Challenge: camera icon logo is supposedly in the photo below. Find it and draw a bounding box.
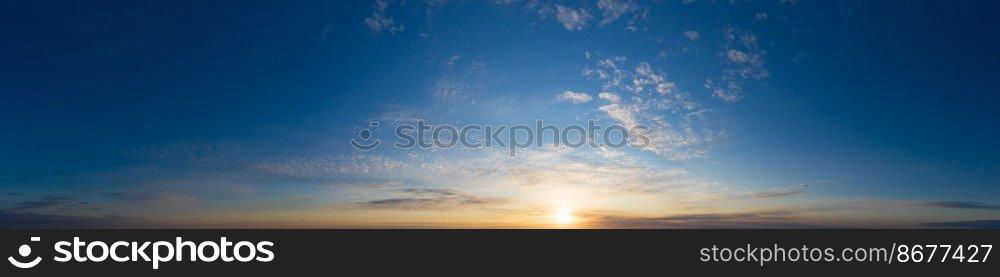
[349,121,381,150]
[8,236,41,269]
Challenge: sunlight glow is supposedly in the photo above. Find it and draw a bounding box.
[553,207,573,225]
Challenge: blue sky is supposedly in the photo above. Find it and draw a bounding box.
[1,0,999,228]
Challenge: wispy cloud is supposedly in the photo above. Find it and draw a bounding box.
[752,184,808,199]
[253,144,712,209]
[583,55,721,160]
[358,188,503,210]
[922,220,1000,229]
[103,191,163,201]
[365,0,403,35]
[683,30,700,41]
[103,191,196,205]
[598,92,620,103]
[925,201,1000,210]
[647,211,794,221]
[555,5,592,31]
[556,90,593,103]
[705,26,769,102]
[596,0,638,26]
[592,210,817,228]
[0,212,155,229]
[431,55,490,107]
[5,196,89,212]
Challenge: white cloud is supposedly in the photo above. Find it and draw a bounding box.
[726,50,750,63]
[365,0,403,35]
[599,104,639,129]
[358,188,504,211]
[627,6,648,31]
[633,62,677,95]
[445,55,463,66]
[706,26,769,102]
[597,0,638,26]
[555,5,593,31]
[755,12,768,20]
[526,0,555,18]
[751,184,807,199]
[435,79,468,103]
[683,30,700,41]
[705,78,741,102]
[583,56,627,89]
[583,55,721,160]
[557,91,593,103]
[251,145,714,209]
[598,92,620,103]
[430,55,490,107]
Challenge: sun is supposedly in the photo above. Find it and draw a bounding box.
[553,207,573,225]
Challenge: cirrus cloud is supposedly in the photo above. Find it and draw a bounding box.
[555,5,593,31]
[557,90,594,103]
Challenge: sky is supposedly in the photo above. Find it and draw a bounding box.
[1,0,999,228]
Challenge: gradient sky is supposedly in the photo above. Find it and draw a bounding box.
[2,0,999,228]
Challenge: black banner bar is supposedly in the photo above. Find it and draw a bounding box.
[1,230,997,275]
